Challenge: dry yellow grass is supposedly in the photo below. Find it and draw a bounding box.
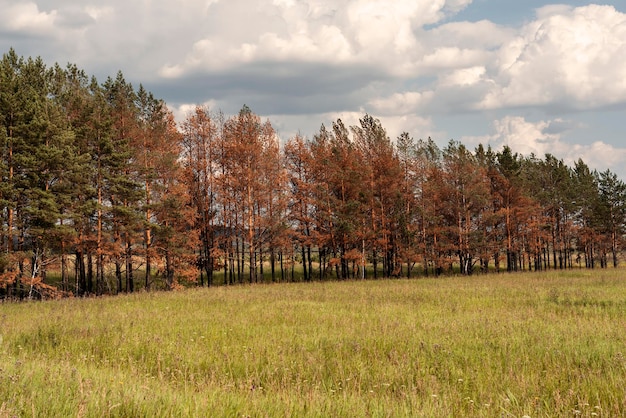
[1,270,625,416]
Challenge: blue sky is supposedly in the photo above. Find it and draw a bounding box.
[454,0,606,24]
[1,0,626,178]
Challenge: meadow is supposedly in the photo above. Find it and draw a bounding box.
[1,270,625,417]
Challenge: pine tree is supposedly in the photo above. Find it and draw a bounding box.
[103,72,143,293]
[572,159,601,268]
[221,106,282,283]
[181,106,222,285]
[597,169,626,268]
[441,140,491,275]
[395,132,421,277]
[284,134,316,281]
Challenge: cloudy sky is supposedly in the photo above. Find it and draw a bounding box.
[2,0,626,177]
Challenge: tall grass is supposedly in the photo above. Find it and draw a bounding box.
[1,270,625,416]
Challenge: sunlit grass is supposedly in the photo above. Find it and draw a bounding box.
[1,270,626,416]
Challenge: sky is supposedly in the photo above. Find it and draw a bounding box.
[2,0,626,178]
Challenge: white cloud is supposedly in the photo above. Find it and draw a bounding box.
[4,1,624,115]
[368,91,435,115]
[481,5,626,109]
[2,0,625,179]
[321,110,436,142]
[375,114,438,142]
[492,116,563,157]
[257,109,436,147]
[170,100,220,125]
[579,142,626,173]
[159,0,474,78]
[84,6,113,21]
[364,4,626,122]
[419,47,489,71]
[2,2,57,35]
[462,116,626,174]
[439,66,486,87]
[428,19,512,50]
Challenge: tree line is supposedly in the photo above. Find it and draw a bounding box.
[1,50,625,299]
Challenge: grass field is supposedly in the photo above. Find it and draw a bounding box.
[1,270,625,417]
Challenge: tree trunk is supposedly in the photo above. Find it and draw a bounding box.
[87,252,93,293]
[301,245,308,282]
[76,250,86,296]
[270,247,276,282]
[125,240,134,293]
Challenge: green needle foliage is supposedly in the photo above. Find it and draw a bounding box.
[1,270,625,416]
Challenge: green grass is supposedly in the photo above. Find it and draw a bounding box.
[1,270,626,417]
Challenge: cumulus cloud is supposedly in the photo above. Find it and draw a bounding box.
[439,66,486,87]
[7,1,624,116]
[428,19,513,50]
[263,109,437,145]
[490,116,566,157]
[462,116,626,174]
[1,0,626,177]
[1,2,57,35]
[481,4,626,110]
[368,91,435,115]
[160,0,474,78]
[373,4,626,118]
